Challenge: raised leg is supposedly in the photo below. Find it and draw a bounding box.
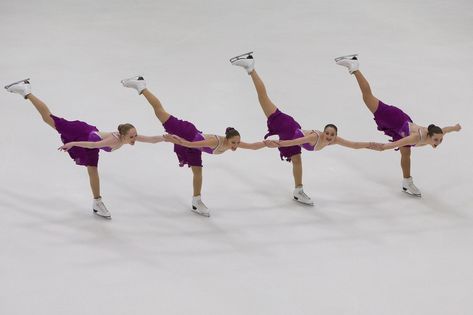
[353,70,380,114]
[249,70,278,118]
[26,94,56,129]
[191,166,203,197]
[87,166,101,199]
[291,154,303,188]
[141,89,171,124]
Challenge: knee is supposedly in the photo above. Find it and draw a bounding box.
[400,148,411,159]
[192,166,203,176]
[87,166,98,174]
[291,154,302,165]
[42,115,53,125]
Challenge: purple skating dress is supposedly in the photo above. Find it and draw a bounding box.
[373,100,413,149]
[293,129,319,151]
[264,108,305,162]
[162,115,215,167]
[51,115,112,167]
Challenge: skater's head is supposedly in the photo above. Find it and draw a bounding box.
[118,123,137,145]
[427,124,443,148]
[225,127,241,151]
[323,124,338,143]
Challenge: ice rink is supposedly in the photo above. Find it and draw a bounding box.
[1,0,473,314]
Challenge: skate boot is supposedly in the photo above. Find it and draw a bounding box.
[230,52,255,74]
[402,177,421,197]
[121,75,146,94]
[192,195,210,217]
[4,78,31,99]
[293,186,314,206]
[335,54,359,74]
[93,197,112,219]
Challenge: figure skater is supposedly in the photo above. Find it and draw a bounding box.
[121,76,267,217]
[230,52,378,205]
[335,54,461,196]
[5,79,164,219]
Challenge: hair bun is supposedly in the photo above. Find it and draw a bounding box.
[427,124,443,136]
[117,123,135,136]
[224,127,240,139]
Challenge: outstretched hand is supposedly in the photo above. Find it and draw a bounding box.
[454,123,462,132]
[368,142,385,151]
[58,142,74,151]
[263,140,280,148]
[163,133,184,144]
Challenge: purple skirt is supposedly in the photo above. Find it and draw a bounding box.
[373,101,413,145]
[163,115,203,167]
[264,109,302,162]
[51,115,100,167]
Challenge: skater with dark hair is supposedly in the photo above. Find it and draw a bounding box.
[121,76,266,217]
[335,54,461,196]
[230,52,379,206]
[4,79,164,219]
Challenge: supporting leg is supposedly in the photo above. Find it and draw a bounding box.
[291,154,303,188]
[191,166,203,197]
[399,146,411,179]
[87,166,101,199]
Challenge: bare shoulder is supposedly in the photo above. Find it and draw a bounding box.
[97,131,116,139]
[202,134,220,145]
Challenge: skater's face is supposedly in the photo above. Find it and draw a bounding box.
[124,128,138,145]
[323,126,337,143]
[228,135,240,151]
[429,133,443,148]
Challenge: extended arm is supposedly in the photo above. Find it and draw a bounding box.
[238,141,266,150]
[136,135,165,143]
[442,123,461,134]
[381,134,419,150]
[163,134,218,149]
[59,136,118,151]
[277,134,316,148]
[335,136,375,149]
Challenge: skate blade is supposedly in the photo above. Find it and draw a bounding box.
[229,51,254,63]
[4,78,30,90]
[293,196,315,206]
[191,207,210,217]
[93,210,112,219]
[334,54,358,62]
[120,75,144,85]
[402,189,422,198]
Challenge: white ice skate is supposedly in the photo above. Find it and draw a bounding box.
[4,78,31,99]
[192,196,210,217]
[230,51,255,74]
[293,186,314,206]
[402,177,422,197]
[93,197,112,219]
[335,54,359,74]
[121,75,146,94]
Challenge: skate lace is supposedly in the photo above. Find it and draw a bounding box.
[299,190,311,200]
[195,200,208,211]
[96,200,108,212]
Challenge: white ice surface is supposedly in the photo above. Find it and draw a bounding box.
[1,0,473,314]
